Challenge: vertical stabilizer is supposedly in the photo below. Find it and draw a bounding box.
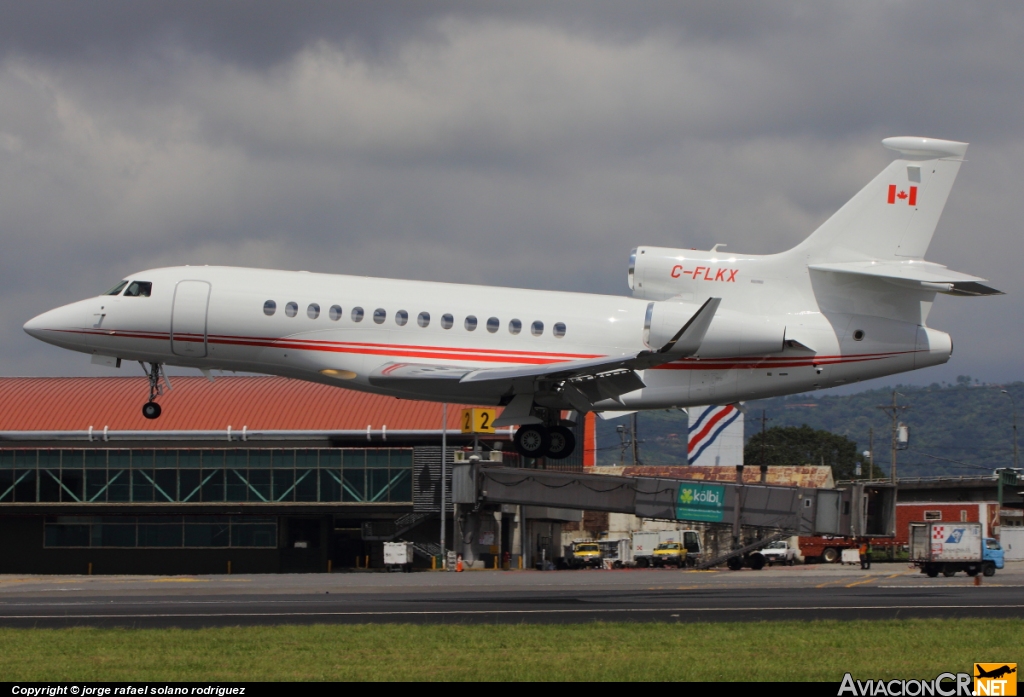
[793,137,967,263]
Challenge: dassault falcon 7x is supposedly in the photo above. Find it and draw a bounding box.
[24,137,1001,460]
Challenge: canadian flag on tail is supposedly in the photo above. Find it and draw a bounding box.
[887,184,918,205]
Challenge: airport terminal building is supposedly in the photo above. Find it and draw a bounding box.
[0,377,594,574]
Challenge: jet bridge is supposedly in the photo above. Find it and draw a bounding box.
[452,461,889,538]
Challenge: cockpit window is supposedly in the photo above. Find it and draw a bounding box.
[123,281,152,297]
[105,281,129,296]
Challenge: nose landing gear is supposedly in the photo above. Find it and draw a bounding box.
[140,362,168,420]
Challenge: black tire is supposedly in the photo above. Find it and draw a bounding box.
[727,556,743,571]
[636,557,649,568]
[966,566,979,577]
[821,547,839,564]
[513,425,550,459]
[983,562,996,577]
[749,553,766,571]
[142,402,162,419]
[545,426,576,459]
[942,564,957,577]
[926,565,939,578]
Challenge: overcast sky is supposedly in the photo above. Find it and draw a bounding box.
[2,2,1022,390]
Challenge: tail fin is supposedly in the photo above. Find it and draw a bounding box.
[793,137,967,263]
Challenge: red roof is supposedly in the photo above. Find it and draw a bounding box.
[0,377,494,432]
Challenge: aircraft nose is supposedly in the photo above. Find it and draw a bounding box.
[23,303,84,342]
[23,309,53,339]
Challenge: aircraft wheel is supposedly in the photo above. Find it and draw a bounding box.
[142,402,162,420]
[545,426,576,459]
[726,556,743,571]
[513,425,550,459]
[749,553,766,571]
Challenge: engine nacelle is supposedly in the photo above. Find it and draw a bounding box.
[644,301,785,358]
[629,245,762,302]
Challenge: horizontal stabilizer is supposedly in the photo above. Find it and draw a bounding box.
[809,260,1003,296]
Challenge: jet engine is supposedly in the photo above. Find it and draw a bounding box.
[644,301,785,358]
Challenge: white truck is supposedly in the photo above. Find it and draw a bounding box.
[760,539,798,566]
[909,522,1004,578]
[632,530,702,568]
[383,541,414,572]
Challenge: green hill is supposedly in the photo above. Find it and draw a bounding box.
[594,377,1022,477]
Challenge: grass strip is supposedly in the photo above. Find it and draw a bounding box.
[0,619,1019,681]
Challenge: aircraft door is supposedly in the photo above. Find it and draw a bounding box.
[171,280,211,357]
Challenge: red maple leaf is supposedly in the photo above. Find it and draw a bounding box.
[896,190,908,200]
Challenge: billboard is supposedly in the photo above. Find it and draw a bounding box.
[687,404,744,466]
[675,482,726,522]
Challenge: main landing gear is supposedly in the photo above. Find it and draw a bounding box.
[140,362,167,420]
[513,424,576,460]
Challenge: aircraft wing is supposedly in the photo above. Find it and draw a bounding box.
[458,297,721,385]
[368,298,721,414]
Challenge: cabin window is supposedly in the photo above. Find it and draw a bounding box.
[486,317,499,333]
[263,300,277,316]
[441,314,454,329]
[307,303,320,320]
[123,281,152,297]
[853,330,865,341]
[285,302,298,318]
[531,321,544,336]
[553,322,566,338]
[509,319,522,335]
[396,310,408,327]
[329,305,342,321]
[418,312,430,328]
[105,281,129,296]
[373,308,387,324]
[351,307,364,322]
[465,315,477,331]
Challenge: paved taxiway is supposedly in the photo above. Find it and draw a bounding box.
[0,562,1020,628]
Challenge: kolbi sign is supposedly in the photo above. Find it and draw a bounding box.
[675,483,725,523]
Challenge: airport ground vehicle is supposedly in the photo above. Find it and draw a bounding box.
[384,541,414,572]
[800,501,998,562]
[909,522,1004,577]
[652,542,687,568]
[761,540,797,566]
[632,530,701,567]
[569,541,604,569]
[598,538,632,568]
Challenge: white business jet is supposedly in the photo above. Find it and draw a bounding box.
[24,137,1001,460]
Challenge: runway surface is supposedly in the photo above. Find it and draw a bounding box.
[0,562,1020,628]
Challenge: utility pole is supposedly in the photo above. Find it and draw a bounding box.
[758,409,770,484]
[1001,390,1018,470]
[631,413,640,466]
[876,391,909,551]
[868,427,874,479]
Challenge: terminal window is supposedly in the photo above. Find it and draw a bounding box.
[43,516,277,548]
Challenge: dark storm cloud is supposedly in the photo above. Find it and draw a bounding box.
[1,2,1022,384]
